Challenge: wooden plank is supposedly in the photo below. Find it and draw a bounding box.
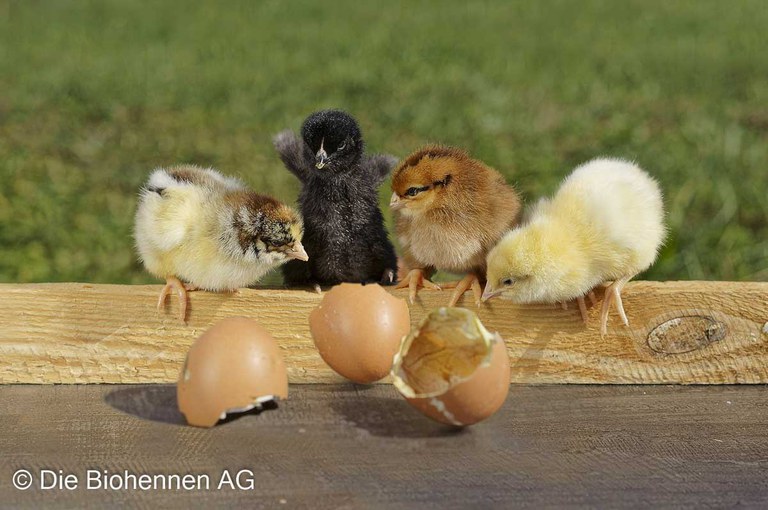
[1,384,767,508]
[0,281,766,384]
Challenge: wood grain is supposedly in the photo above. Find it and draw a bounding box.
[0,281,766,384]
[2,384,767,508]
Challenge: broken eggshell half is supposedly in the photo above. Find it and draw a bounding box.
[309,283,410,384]
[177,317,288,428]
[391,307,510,426]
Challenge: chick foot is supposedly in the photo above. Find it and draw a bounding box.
[395,268,441,303]
[599,277,632,336]
[157,276,196,322]
[446,273,484,307]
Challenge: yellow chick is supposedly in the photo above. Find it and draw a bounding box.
[134,165,308,321]
[483,158,666,335]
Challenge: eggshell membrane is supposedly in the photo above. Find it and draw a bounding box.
[392,308,510,426]
[177,317,288,428]
[309,283,410,384]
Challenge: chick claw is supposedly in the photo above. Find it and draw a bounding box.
[446,273,484,307]
[395,268,441,304]
[157,276,195,323]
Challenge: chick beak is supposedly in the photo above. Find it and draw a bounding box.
[481,281,504,302]
[287,241,309,261]
[389,192,404,211]
[315,139,329,169]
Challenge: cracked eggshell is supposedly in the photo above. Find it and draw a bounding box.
[391,307,510,426]
[177,317,288,428]
[309,283,411,384]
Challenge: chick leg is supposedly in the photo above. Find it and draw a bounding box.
[599,288,614,337]
[612,276,632,326]
[447,273,483,307]
[599,276,632,336]
[395,268,442,304]
[576,296,589,324]
[157,276,190,322]
[575,290,598,323]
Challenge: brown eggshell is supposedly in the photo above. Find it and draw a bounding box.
[177,317,288,428]
[392,308,510,426]
[309,283,411,384]
[404,339,510,425]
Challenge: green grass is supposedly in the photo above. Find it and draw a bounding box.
[1,0,766,284]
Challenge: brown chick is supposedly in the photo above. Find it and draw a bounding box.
[390,145,521,306]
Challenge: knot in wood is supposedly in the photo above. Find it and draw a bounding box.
[647,315,727,355]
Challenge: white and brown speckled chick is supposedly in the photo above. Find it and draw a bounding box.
[483,158,666,336]
[134,165,307,321]
[391,145,522,306]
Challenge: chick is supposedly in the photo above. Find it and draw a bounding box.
[273,109,398,288]
[391,145,522,306]
[134,165,308,321]
[483,157,666,336]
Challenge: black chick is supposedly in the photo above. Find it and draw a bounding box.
[273,109,398,288]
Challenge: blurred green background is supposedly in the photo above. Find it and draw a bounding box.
[1,0,766,284]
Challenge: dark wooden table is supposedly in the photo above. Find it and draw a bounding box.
[1,384,766,508]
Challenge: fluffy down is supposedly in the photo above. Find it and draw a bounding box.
[274,110,398,287]
[391,145,521,305]
[135,165,306,320]
[484,157,666,334]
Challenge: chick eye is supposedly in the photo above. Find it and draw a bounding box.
[501,278,515,286]
[405,187,420,197]
[337,142,346,151]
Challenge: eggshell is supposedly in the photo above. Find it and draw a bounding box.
[309,283,410,384]
[391,308,510,426]
[177,317,288,427]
